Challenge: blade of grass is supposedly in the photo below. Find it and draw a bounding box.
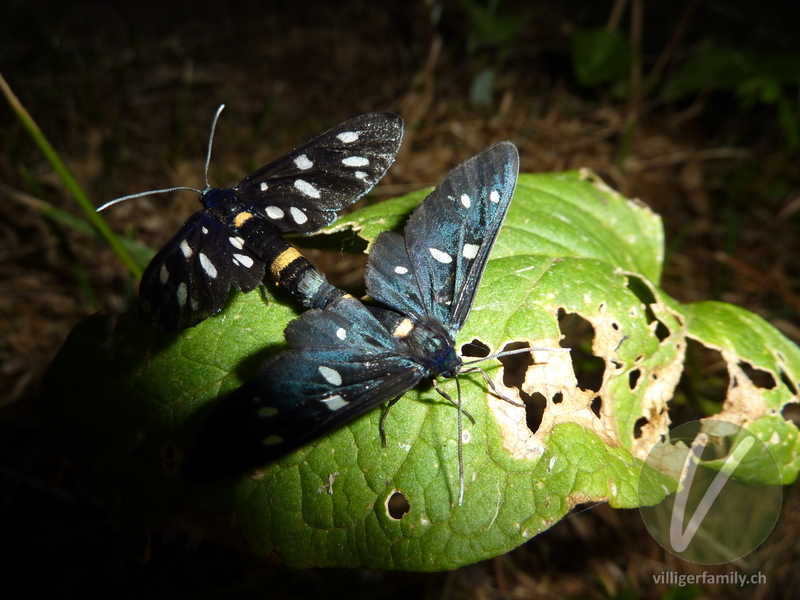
[0,71,143,279]
[1,183,155,267]
[45,217,101,311]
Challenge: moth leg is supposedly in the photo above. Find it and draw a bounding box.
[431,379,476,424]
[379,395,404,447]
[257,281,270,306]
[461,366,525,408]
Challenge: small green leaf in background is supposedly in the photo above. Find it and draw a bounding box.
[470,66,496,109]
[572,28,632,89]
[45,170,800,570]
[661,43,800,152]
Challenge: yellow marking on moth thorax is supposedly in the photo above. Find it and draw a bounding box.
[269,247,303,279]
[233,211,254,228]
[393,318,415,338]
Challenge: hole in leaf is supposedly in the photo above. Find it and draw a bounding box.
[670,340,728,427]
[498,342,533,389]
[557,309,605,392]
[625,275,672,341]
[386,491,410,520]
[626,276,662,329]
[633,417,648,439]
[497,342,545,433]
[591,396,602,417]
[654,319,670,341]
[461,339,490,358]
[525,392,547,432]
[782,403,800,427]
[626,279,673,341]
[738,362,776,389]
[780,367,799,395]
[626,276,656,307]
[629,369,641,390]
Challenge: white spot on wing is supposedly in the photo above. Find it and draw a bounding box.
[159,264,169,284]
[318,366,343,386]
[336,327,347,340]
[337,131,359,143]
[462,243,479,259]
[429,247,452,264]
[290,206,308,224]
[233,253,254,268]
[354,171,368,180]
[342,156,369,167]
[460,194,471,208]
[229,236,244,250]
[394,266,408,274]
[176,282,187,307]
[266,206,284,219]
[322,395,348,411]
[294,154,313,170]
[199,253,218,278]
[294,179,321,198]
[201,227,208,234]
[180,239,192,258]
[490,189,500,203]
[260,182,268,192]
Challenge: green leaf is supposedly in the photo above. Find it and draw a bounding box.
[678,300,800,483]
[662,43,800,102]
[44,170,800,570]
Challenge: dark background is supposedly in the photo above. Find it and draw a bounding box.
[2,0,799,597]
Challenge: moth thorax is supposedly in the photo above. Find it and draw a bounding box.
[407,323,461,377]
[202,188,238,213]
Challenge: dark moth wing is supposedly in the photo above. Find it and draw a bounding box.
[235,112,404,232]
[365,141,519,331]
[182,295,425,481]
[138,112,403,330]
[139,204,282,330]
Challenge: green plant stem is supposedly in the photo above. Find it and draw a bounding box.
[0,71,143,279]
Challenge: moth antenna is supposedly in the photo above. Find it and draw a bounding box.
[460,345,571,409]
[96,186,203,212]
[432,378,466,506]
[565,500,607,520]
[463,345,570,367]
[456,375,464,506]
[203,104,225,190]
[97,104,226,213]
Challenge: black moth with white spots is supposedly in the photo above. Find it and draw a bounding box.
[183,142,520,502]
[137,111,403,330]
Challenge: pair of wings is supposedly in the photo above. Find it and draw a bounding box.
[138,112,404,330]
[183,142,520,481]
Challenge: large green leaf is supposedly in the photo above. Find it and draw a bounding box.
[44,170,800,570]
